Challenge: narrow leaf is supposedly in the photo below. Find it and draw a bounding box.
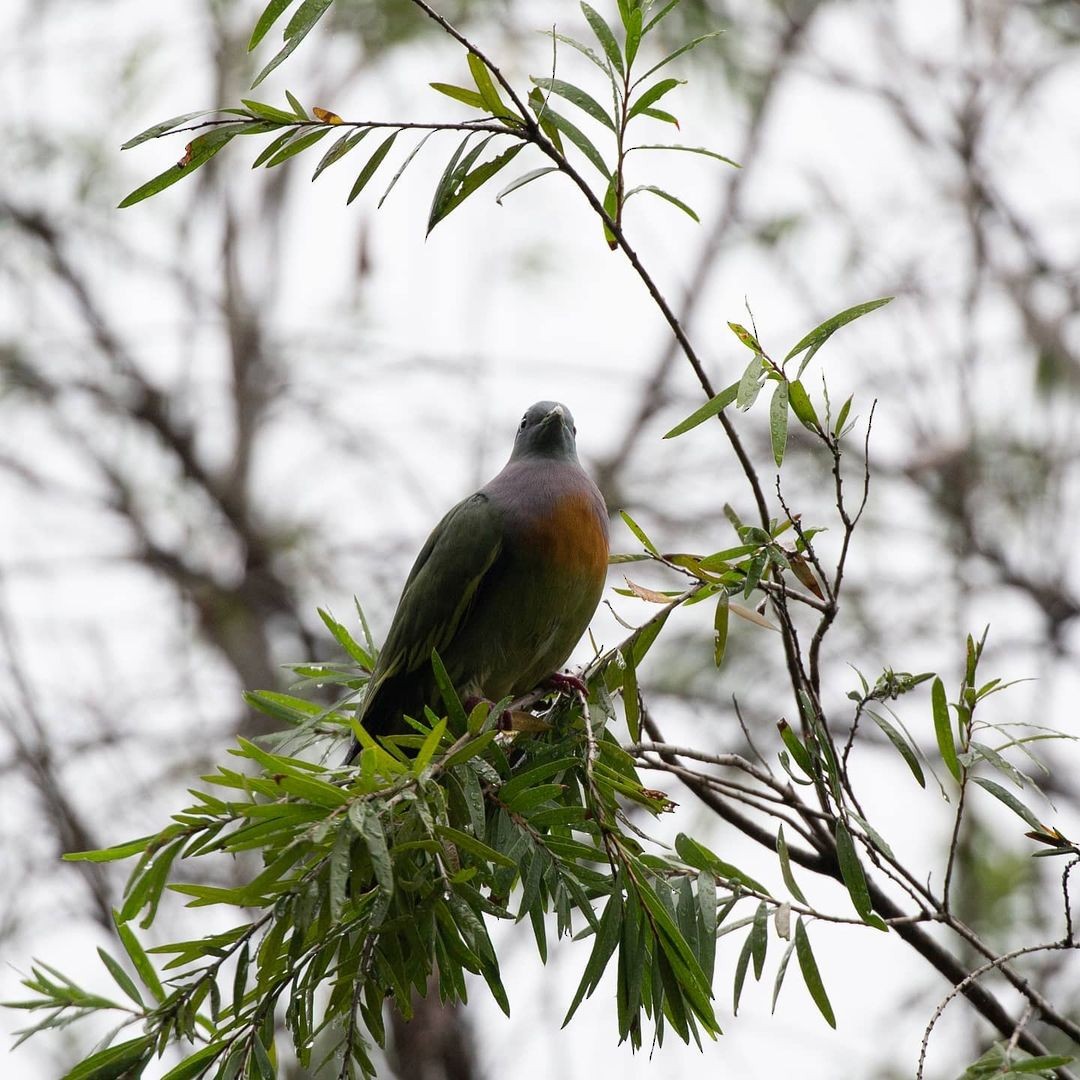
[713,593,729,666]
[932,677,961,782]
[629,142,739,167]
[663,381,739,438]
[347,131,399,205]
[834,822,886,929]
[531,77,615,130]
[581,2,624,75]
[624,184,698,221]
[248,0,293,51]
[311,128,370,182]
[428,143,523,233]
[467,53,515,119]
[784,297,893,362]
[770,382,789,466]
[628,78,683,120]
[496,166,559,204]
[972,777,1047,832]
[868,709,925,787]
[118,126,240,208]
[429,83,486,110]
[736,353,765,410]
[787,379,820,432]
[776,826,807,904]
[636,32,723,82]
[795,918,835,1027]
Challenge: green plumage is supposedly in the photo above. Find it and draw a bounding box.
[345,402,608,758]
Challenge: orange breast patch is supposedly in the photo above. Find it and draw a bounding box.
[522,490,609,581]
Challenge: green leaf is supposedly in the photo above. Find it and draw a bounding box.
[777,719,815,778]
[771,938,796,1013]
[713,593,729,666]
[415,717,448,775]
[795,918,835,1027]
[563,891,623,1026]
[636,32,723,82]
[467,52,515,119]
[121,110,220,151]
[428,143,524,234]
[932,677,961,783]
[601,172,618,249]
[1009,1056,1076,1074]
[118,126,241,208]
[251,37,302,89]
[378,130,437,208]
[499,757,579,804]
[728,321,762,353]
[770,382,789,467]
[639,107,679,127]
[624,184,698,221]
[629,142,739,167]
[972,777,1047,832]
[643,0,681,35]
[581,2,624,75]
[622,646,640,741]
[625,5,643,66]
[543,31,609,75]
[834,822,887,929]
[62,1036,154,1080]
[312,128,370,181]
[248,0,293,51]
[732,922,753,1014]
[750,900,768,979]
[263,126,328,168]
[736,353,765,410]
[429,82,486,110]
[675,833,770,895]
[776,826,807,904]
[784,297,893,363]
[867,709,925,787]
[430,649,468,733]
[628,78,683,120]
[833,394,853,437]
[787,379,819,432]
[250,128,296,168]
[620,509,659,555]
[436,825,518,869]
[284,89,308,119]
[96,948,143,1007]
[284,0,332,42]
[531,77,615,131]
[496,166,559,204]
[663,380,739,438]
[241,98,297,123]
[347,131,399,205]
[115,915,165,1002]
[160,1045,229,1080]
[531,101,611,178]
[64,836,152,863]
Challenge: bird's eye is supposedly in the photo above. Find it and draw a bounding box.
[572,425,577,435]
[519,417,527,430]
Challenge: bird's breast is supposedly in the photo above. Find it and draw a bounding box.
[514,487,609,584]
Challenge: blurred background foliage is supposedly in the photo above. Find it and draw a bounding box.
[1,0,1078,1076]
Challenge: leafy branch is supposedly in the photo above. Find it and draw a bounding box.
[7,3,1080,1079]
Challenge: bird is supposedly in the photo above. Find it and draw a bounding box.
[344,401,609,761]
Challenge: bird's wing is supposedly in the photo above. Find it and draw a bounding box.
[360,493,503,723]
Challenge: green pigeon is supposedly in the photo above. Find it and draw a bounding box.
[345,401,608,760]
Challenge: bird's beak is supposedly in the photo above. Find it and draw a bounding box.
[541,405,565,427]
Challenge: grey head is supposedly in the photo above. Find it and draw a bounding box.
[509,401,579,463]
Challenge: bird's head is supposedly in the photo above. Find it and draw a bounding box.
[510,401,579,463]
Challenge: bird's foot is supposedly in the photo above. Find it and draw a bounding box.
[543,671,589,699]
